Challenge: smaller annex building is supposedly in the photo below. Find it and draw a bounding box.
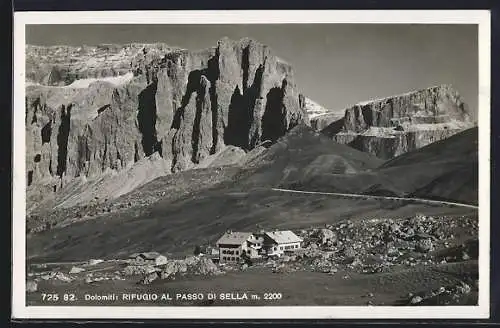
[262,230,303,257]
[128,252,168,266]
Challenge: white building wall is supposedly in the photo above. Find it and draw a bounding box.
[268,242,301,256]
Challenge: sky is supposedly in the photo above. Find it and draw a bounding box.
[26,24,478,114]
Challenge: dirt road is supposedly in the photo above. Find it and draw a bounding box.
[271,188,479,209]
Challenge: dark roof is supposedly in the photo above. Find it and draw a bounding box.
[216,232,253,246]
[248,236,264,244]
[129,252,163,260]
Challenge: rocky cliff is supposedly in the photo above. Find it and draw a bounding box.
[312,85,475,159]
[26,38,308,192]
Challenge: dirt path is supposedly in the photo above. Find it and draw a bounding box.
[271,188,479,209]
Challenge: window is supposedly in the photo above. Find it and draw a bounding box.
[247,250,251,254]
[280,246,283,250]
[236,251,239,255]
[273,246,277,251]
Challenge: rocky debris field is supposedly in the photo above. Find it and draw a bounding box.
[26,166,240,234]
[406,280,476,306]
[137,256,225,285]
[27,254,225,289]
[27,213,478,306]
[288,213,478,275]
[241,214,477,279]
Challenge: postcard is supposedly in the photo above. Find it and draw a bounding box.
[12,9,491,319]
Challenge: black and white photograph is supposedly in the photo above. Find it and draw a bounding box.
[12,10,490,319]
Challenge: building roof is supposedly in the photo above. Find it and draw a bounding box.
[129,252,163,260]
[216,232,253,246]
[248,236,264,244]
[265,230,303,244]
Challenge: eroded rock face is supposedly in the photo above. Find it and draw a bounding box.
[312,85,475,159]
[25,38,308,189]
[26,43,176,86]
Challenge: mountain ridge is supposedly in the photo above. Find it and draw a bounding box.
[310,84,475,159]
[25,38,477,215]
[26,38,309,205]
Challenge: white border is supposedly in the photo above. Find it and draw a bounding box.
[12,10,491,319]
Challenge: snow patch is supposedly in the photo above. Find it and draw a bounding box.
[354,85,451,107]
[276,56,288,64]
[337,121,474,138]
[305,97,347,121]
[305,98,330,119]
[65,72,134,89]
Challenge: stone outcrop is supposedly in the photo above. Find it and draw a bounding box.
[312,85,475,159]
[25,38,308,189]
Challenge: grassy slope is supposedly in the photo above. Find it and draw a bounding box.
[27,185,474,262]
[292,127,478,204]
[27,126,478,262]
[235,124,383,187]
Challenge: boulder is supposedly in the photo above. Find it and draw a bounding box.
[158,256,221,280]
[410,295,423,305]
[26,280,38,293]
[343,246,356,258]
[191,257,222,275]
[123,265,155,276]
[415,239,434,253]
[386,246,399,257]
[140,271,159,285]
[154,255,168,266]
[88,259,104,265]
[69,266,85,274]
[456,282,471,294]
[317,228,337,245]
[54,272,73,282]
